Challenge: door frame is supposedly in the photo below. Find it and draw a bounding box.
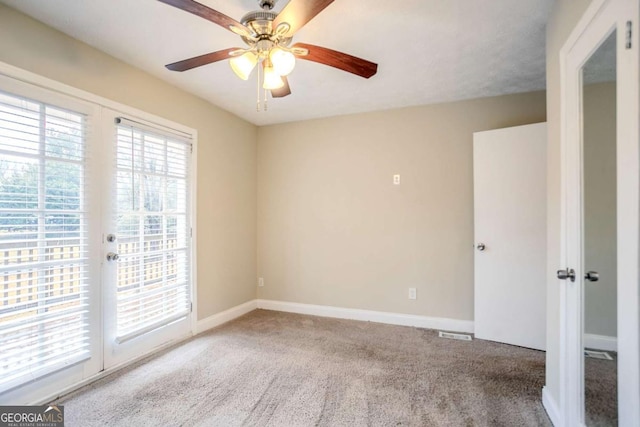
[559,0,639,425]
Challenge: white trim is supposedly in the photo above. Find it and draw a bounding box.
[195,300,258,335]
[190,135,198,336]
[542,386,566,427]
[557,1,609,423]
[583,333,617,352]
[559,0,609,59]
[256,300,474,333]
[0,61,194,136]
[557,0,640,425]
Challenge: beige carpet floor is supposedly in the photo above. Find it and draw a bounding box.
[55,310,553,426]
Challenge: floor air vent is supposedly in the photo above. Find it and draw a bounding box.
[584,350,614,360]
[439,331,472,341]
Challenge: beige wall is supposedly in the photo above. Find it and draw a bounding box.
[584,82,617,338]
[0,4,258,320]
[545,0,593,406]
[257,93,546,320]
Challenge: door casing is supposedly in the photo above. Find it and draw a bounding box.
[558,0,639,425]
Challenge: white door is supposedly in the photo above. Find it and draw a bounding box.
[473,123,547,351]
[558,0,640,424]
[101,110,194,369]
[0,75,103,404]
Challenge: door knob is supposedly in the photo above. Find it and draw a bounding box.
[106,252,119,262]
[585,271,599,282]
[476,243,486,251]
[557,268,576,282]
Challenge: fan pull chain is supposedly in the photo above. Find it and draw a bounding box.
[256,62,261,112]
[264,88,268,111]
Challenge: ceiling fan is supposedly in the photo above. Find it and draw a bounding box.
[158,0,378,106]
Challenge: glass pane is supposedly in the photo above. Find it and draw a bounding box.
[117,171,140,212]
[167,142,187,177]
[0,156,38,210]
[0,92,40,156]
[45,160,82,211]
[45,106,84,161]
[44,214,81,241]
[115,123,190,340]
[143,174,163,212]
[143,135,165,175]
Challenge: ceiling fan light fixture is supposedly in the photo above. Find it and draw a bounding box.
[230,52,258,80]
[263,65,284,89]
[270,48,296,76]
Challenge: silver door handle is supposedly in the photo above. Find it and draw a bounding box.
[476,243,486,251]
[557,268,576,282]
[106,252,119,262]
[585,271,599,282]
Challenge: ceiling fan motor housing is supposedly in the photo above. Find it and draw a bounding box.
[240,10,292,46]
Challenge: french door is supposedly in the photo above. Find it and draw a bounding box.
[558,0,639,425]
[101,110,193,369]
[0,77,194,404]
[0,76,102,404]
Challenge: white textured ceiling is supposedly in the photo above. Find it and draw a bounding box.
[0,0,554,126]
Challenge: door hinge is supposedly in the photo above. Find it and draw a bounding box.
[190,144,193,154]
[190,227,193,238]
[626,21,632,49]
[190,302,193,312]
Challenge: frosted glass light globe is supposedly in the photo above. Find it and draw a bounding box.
[229,52,258,80]
[263,66,284,89]
[269,48,296,76]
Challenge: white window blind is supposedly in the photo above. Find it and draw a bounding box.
[114,118,191,343]
[0,90,90,390]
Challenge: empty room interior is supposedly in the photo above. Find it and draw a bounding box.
[0,0,638,426]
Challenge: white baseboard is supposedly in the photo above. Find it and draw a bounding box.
[542,386,561,427]
[256,299,474,334]
[196,299,258,334]
[584,333,617,352]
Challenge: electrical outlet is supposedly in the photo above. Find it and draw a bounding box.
[393,174,401,185]
[258,277,264,287]
[408,287,417,300]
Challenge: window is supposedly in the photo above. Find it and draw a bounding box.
[0,90,90,390]
[113,118,191,343]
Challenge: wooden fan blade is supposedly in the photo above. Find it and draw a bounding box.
[158,0,250,36]
[166,48,238,71]
[271,76,292,98]
[273,0,335,36]
[292,43,378,78]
